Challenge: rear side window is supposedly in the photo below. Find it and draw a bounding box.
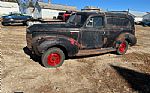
[107,17,131,27]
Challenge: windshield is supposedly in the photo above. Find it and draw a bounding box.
[67,14,87,27]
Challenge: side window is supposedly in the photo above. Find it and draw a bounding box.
[86,18,93,27]
[86,16,103,28]
[107,17,131,27]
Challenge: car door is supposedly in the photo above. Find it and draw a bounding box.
[80,16,105,49]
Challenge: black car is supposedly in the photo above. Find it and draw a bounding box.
[1,13,32,26]
[26,11,137,68]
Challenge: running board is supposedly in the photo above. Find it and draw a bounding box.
[76,47,116,56]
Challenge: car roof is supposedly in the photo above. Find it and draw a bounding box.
[76,11,133,18]
[76,12,100,16]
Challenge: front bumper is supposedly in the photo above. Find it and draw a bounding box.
[2,18,25,23]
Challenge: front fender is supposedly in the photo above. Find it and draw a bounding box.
[37,37,79,57]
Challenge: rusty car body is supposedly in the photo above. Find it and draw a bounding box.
[26,11,137,68]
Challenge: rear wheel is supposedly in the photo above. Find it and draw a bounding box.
[116,40,128,55]
[42,47,65,68]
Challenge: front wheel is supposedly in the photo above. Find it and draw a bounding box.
[116,41,128,55]
[2,22,8,26]
[42,47,65,68]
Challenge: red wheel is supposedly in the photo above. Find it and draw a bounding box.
[116,41,128,55]
[42,47,65,68]
[47,53,61,66]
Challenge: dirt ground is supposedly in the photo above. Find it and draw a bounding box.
[0,24,150,93]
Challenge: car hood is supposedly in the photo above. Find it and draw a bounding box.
[2,16,9,18]
[28,23,80,33]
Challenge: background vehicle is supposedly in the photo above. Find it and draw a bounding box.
[141,19,150,26]
[57,12,65,20]
[26,11,137,68]
[57,11,73,21]
[1,13,32,26]
[141,13,150,26]
[134,17,143,25]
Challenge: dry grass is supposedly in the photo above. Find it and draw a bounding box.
[1,25,150,93]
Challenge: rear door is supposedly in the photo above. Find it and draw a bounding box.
[80,16,105,49]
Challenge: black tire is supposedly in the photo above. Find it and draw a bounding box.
[116,40,128,55]
[23,21,27,26]
[42,47,65,68]
[2,22,7,26]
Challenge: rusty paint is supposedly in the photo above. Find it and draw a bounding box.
[68,38,79,46]
[27,11,136,58]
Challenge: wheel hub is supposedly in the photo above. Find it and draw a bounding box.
[47,53,61,66]
[119,42,126,53]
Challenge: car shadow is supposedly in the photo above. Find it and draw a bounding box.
[23,46,112,65]
[110,65,150,93]
[23,47,44,67]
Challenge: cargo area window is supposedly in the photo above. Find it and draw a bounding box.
[107,17,131,27]
[86,16,103,28]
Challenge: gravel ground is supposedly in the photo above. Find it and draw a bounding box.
[1,24,150,93]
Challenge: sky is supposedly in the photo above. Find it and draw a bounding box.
[43,0,150,12]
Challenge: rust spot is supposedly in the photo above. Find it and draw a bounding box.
[68,38,79,46]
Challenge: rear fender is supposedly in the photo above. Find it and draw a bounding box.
[125,34,137,46]
[115,33,137,48]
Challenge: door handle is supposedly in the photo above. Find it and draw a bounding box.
[103,31,106,35]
